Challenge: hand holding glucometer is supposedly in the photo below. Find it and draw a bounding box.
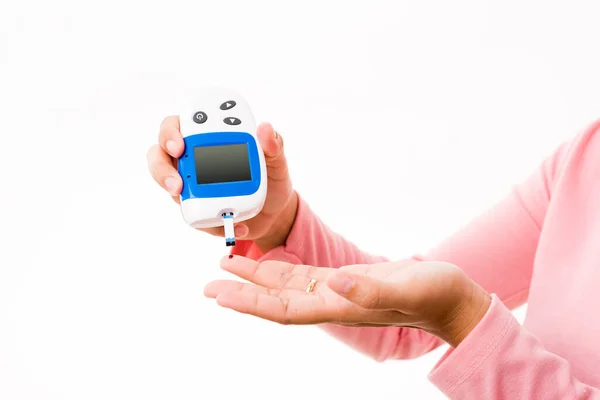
[148,87,298,251]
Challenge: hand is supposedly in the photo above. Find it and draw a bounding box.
[146,117,298,253]
[204,256,492,348]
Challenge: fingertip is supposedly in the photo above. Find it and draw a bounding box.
[166,140,178,157]
[164,175,182,196]
[159,116,185,157]
[203,283,216,298]
[257,121,274,134]
[166,138,184,158]
[220,254,255,275]
[257,122,281,157]
[220,254,233,270]
[257,122,274,139]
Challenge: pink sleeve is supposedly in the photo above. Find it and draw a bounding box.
[428,294,600,399]
[232,127,574,361]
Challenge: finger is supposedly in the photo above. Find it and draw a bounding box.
[257,122,288,182]
[146,144,182,196]
[326,270,404,310]
[204,279,271,298]
[220,255,331,291]
[159,115,184,159]
[253,122,295,221]
[215,290,333,325]
[204,279,293,299]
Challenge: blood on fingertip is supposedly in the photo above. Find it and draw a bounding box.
[228,255,233,259]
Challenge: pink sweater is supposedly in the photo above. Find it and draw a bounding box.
[232,119,600,398]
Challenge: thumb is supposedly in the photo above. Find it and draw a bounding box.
[326,270,401,310]
[257,122,288,181]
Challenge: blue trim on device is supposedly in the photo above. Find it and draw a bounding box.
[178,131,261,201]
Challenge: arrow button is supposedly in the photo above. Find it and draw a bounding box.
[223,117,242,125]
[220,100,237,110]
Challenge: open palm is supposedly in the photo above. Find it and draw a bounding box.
[204,255,472,330]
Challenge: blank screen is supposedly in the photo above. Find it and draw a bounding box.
[193,144,252,184]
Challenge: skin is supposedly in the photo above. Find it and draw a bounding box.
[146,117,491,347]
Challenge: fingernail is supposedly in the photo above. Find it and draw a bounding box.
[273,129,278,139]
[165,176,177,193]
[329,274,354,294]
[166,140,177,156]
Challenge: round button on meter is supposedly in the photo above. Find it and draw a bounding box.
[192,111,208,124]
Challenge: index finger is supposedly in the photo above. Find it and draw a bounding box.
[159,115,184,159]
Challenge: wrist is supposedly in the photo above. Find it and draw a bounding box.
[436,282,491,348]
[254,191,299,254]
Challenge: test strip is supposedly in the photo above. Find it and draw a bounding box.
[222,213,235,247]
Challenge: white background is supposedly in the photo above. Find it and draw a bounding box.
[1,0,599,399]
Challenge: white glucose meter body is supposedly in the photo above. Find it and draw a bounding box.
[177,88,267,244]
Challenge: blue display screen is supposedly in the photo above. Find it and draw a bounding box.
[178,131,262,200]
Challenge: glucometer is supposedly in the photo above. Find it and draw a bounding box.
[177,87,267,246]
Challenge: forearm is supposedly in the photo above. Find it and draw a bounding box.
[280,194,389,267]
[429,294,600,399]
